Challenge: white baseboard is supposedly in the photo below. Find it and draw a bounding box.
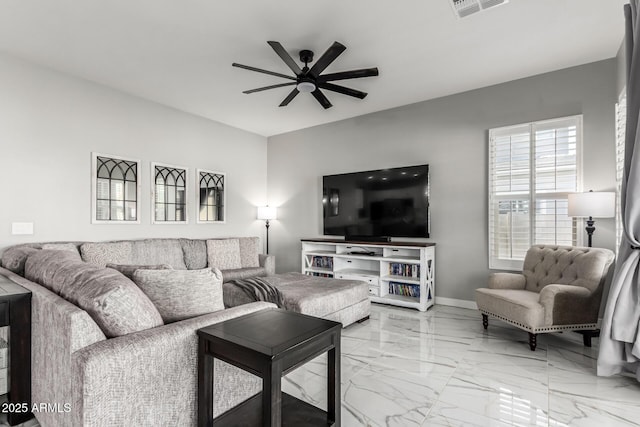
[435,297,477,310]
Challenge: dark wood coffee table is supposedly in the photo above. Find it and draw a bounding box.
[197,308,341,427]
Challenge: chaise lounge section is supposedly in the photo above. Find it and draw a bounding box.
[224,272,371,327]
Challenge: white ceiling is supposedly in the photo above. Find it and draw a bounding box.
[0,0,628,137]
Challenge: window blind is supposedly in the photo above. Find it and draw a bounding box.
[489,116,582,270]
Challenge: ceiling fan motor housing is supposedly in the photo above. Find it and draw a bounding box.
[299,49,314,65]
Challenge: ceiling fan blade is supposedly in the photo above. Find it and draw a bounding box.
[243,82,296,94]
[311,89,333,109]
[308,41,346,78]
[318,67,379,83]
[318,82,367,99]
[279,88,300,106]
[232,63,296,81]
[267,41,303,76]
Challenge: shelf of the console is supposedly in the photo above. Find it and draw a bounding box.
[303,250,337,256]
[380,275,421,284]
[371,294,426,310]
[333,254,383,261]
[334,268,378,277]
[381,256,421,263]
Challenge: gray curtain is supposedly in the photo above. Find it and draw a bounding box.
[598,0,640,379]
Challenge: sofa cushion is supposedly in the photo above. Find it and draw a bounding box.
[1,246,39,275]
[221,267,268,283]
[42,243,81,259]
[106,263,173,280]
[475,288,545,328]
[207,239,242,270]
[133,268,224,323]
[130,239,187,270]
[238,237,260,268]
[25,250,164,337]
[180,238,208,270]
[81,241,133,268]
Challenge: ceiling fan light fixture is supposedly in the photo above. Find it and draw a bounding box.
[296,81,316,93]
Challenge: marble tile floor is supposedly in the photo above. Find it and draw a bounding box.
[282,304,640,427]
[5,304,640,426]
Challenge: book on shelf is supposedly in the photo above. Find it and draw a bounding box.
[388,281,420,298]
[310,255,333,269]
[388,262,420,278]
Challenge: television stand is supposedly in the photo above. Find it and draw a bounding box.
[301,238,436,312]
[345,235,391,243]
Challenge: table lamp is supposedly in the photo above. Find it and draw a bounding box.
[567,191,615,247]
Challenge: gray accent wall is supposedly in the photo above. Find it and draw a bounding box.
[0,53,268,248]
[267,59,618,303]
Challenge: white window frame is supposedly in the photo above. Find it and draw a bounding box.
[196,169,226,224]
[151,162,189,225]
[488,115,583,270]
[91,152,141,224]
[615,90,627,254]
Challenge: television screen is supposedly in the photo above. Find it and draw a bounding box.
[323,164,430,239]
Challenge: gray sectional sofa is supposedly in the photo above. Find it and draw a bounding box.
[0,237,275,427]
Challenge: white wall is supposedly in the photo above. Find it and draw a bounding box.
[0,53,268,248]
[267,59,618,303]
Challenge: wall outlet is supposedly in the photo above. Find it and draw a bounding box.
[11,222,34,235]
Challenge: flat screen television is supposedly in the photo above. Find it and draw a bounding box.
[323,164,430,240]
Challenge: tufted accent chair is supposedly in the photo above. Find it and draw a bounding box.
[476,245,614,350]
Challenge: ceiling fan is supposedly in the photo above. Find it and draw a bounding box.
[232,41,379,109]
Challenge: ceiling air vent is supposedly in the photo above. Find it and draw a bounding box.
[451,0,509,18]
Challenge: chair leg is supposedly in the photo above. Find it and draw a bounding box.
[482,314,488,330]
[576,329,600,347]
[528,333,537,351]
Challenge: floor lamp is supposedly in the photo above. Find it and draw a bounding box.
[257,206,277,254]
[567,191,615,247]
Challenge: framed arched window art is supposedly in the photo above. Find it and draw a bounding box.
[197,169,225,223]
[151,162,189,224]
[92,153,141,224]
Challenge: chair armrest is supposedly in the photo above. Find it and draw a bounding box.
[260,254,275,275]
[538,284,594,326]
[72,302,276,425]
[488,272,526,290]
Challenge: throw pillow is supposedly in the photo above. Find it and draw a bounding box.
[24,250,81,294]
[106,263,173,280]
[238,237,260,268]
[24,250,164,337]
[180,238,208,270]
[206,239,242,270]
[132,268,224,323]
[1,246,39,275]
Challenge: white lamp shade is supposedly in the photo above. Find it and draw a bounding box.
[257,206,277,220]
[567,192,615,218]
